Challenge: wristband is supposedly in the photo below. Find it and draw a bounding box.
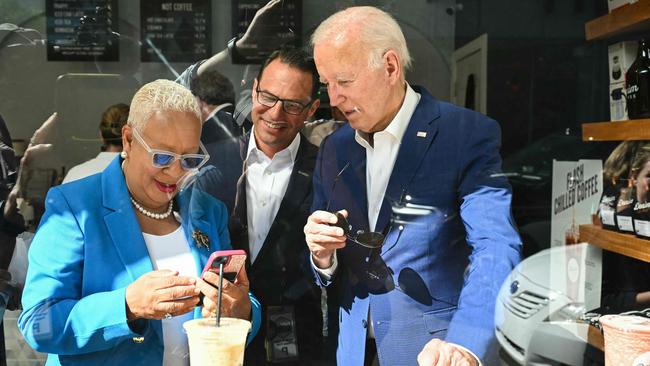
[227,36,243,63]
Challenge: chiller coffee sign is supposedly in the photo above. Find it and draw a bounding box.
[550,160,603,311]
[553,162,600,215]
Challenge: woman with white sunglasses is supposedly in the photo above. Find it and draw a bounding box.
[18,79,261,366]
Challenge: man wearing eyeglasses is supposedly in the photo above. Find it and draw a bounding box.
[192,47,328,366]
[304,6,522,366]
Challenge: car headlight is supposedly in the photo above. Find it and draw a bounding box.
[549,303,587,322]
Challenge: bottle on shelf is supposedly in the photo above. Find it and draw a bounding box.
[625,38,650,119]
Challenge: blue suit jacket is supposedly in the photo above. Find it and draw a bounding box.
[18,157,261,365]
[312,86,521,365]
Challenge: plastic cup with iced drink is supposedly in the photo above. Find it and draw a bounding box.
[600,314,650,365]
[183,317,251,366]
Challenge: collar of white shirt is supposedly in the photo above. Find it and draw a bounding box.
[246,128,301,165]
[354,83,420,149]
[205,103,234,121]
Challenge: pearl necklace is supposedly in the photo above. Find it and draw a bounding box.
[130,197,173,220]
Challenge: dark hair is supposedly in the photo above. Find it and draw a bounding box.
[190,69,235,106]
[256,47,320,100]
[99,103,129,148]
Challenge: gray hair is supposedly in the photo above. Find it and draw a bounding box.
[128,79,201,130]
[311,6,412,72]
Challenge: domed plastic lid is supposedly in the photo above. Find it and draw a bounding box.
[600,315,650,334]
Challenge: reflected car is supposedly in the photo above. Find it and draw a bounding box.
[495,244,599,366]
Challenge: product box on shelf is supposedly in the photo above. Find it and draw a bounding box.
[610,81,628,121]
[609,41,638,84]
[607,0,636,13]
[616,184,636,233]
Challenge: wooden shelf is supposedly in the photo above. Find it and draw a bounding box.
[588,324,604,352]
[582,120,650,141]
[580,224,650,262]
[586,0,650,41]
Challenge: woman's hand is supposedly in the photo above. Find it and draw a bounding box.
[125,269,200,321]
[197,267,251,320]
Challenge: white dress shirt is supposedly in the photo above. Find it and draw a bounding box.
[141,223,197,366]
[245,130,301,263]
[355,84,420,231]
[62,152,119,184]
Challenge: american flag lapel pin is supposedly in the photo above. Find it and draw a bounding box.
[192,230,210,250]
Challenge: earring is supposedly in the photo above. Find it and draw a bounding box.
[120,151,128,159]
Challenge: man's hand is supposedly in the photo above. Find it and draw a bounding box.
[304,209,347,269]
[417,339,479,366]
[196,0,290,77]
[198,266,251,320]
[27,112,57,149]
[237,0,294,52]
[125,270,201,320]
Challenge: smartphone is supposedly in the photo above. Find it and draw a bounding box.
[201,249,247,282]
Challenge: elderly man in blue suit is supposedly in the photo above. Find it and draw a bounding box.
[304,6,522,366]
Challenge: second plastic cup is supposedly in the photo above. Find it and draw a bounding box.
[600,314,650,366]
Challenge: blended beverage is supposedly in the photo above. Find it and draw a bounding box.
[600,314,650,365]
[183,318,251,366]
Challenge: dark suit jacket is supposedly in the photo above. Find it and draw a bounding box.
[196,132,325,365]
[201,105,242,145]
[311,86,521,365]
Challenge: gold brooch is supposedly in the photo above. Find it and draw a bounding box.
[192,230,210,250]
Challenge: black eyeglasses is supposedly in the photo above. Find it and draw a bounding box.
[326,162,385,249]
[255,88,313,115]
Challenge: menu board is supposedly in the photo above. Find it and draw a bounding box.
[141,1,212,63]
[46,0,119,61]
[231,0,302,64]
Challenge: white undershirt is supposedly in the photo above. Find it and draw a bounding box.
[245,130,300,263]
[142,224,197,366]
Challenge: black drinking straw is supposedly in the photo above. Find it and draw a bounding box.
[216,261,224,327]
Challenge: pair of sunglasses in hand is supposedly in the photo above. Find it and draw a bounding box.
[331,212,384,249]
[325,162,385,249]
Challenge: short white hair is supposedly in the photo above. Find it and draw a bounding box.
[128,79,201,130]
[311,6,412,71]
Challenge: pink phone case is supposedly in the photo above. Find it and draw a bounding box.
[201,249,247,280]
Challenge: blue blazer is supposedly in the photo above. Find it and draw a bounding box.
[312,86,521,365]
[18,157,261,365]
